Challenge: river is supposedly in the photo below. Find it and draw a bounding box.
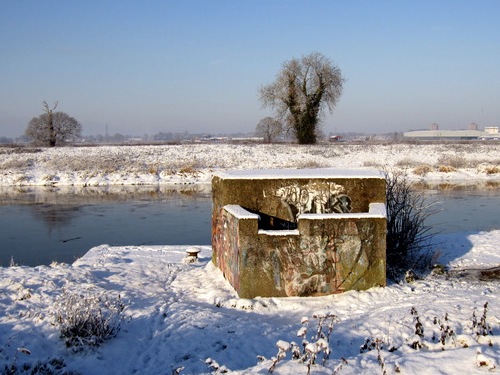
[0,182,499,267]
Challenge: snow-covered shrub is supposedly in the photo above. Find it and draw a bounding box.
[484,165,500,174]
[384,169,437,280]
[363,160,383,168]
[406,303,495,352]
[412,164,433,176]
[296,160,326,169]
[395,157,420,167]
[266,311,338,375]
[3,356,72,375]
[432,312,456,347]
[472,302,493,338]
[53,290,126,350]
[437,165,456,173]
[436,154,468,169]
[408,307,426,350]
[205,358,228,373]
[360,337,388,375]
[179,165,198,175]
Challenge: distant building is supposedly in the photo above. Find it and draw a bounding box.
[484,126,499,134]
[404,124,499,140]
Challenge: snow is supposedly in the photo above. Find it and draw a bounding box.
[299,201,387,220]
[1,143,500,187]
[224,205,260,220]
[258,229,300,237]
[369,202,387,217]
[0,143,499,374]
[215,168,383,180]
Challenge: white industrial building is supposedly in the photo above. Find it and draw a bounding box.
[404,123,499,140]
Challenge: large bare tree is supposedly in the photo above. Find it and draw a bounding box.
[25,102,82,147]
[259,52,344,144]
[255,117,283,143]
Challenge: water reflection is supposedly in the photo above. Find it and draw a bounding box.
[0,184,212,205]
[413,180,500,192]
[0,184,213,267]
[30,204,83,233]
[417,181,500,234]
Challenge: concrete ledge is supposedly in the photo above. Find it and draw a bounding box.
[224,204,260,219]
[215,168,384,180]
[257,229,300,236]
[299,202,387,220]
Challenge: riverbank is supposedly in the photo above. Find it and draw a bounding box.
[1,233,499,374]
[1,143,500,186]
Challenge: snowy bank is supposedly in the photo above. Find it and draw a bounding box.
[1,233,499,374]
[1,143,500,187]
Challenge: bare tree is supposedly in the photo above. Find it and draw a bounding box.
[25,101,82,146]
[259,52,344,144]
[255,117,283,143]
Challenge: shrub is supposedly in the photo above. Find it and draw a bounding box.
[297,160,325,169]
[436,154,468,169]
[413,164,433,176]
[53,290,126,350]
[362,160,383,168]
[437,165,456,173]
[396,158,420,168]
[265,312,338,375]
[472,302,493,338]
[484,166,500,175]
[178,161,199,175]
[2,356,74,375]
[384,170,437,280]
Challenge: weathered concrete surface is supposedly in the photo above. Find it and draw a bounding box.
[212,169,386,298]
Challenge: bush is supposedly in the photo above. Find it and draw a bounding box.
[413,164,433,176]
[53,290,126,350]
[3,357,75,375]
[264,312,338,375]
[396,158,420,168]
[484,166,500,175]
[437,165,456,173]
[436,154,468,169]
[384,170,437,280]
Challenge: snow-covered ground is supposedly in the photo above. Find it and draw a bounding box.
[1,143,499,374]
[1,142,499,186]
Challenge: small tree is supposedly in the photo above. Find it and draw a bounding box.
[25,101,82,147]
[385,169,437,280]
[255,117,283,143]
[259,52,344,144]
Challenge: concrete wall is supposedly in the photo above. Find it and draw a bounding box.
[211,169,387,298]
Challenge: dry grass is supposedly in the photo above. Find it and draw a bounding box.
[363,160,383,168]
[484,166,500,175]
[413,164,433,176]
[437,165,457,173]
[0,158,32,170]
[179,165,198,174]
[436,155,468,169]
[296,160,327,169]
[396,158,420,168]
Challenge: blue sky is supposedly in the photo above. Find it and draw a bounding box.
[1,0,499,138]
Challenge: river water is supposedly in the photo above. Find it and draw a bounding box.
[0,185,213,266]
[0,182,499,267]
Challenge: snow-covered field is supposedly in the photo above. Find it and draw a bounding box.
[1,143,499,374]
[1,142,499,186]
